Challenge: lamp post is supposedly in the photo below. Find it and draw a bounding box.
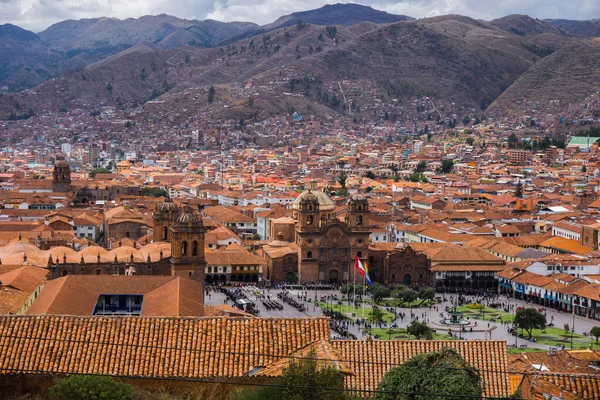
[571,296,575,350]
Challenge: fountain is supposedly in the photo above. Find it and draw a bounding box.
[441,309,469,326]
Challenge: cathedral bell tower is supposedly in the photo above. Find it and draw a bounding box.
[153,199,180,242]
[347,193,369,231]
[347,193,371,281]
[170,206,206,282]
[52,159,72,193]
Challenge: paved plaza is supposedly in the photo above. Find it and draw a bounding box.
[206,286,600,350]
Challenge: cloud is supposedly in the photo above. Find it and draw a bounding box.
[1,0,599,33]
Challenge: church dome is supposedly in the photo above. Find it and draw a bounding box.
[348,193,367,203]
[155,200,179,213]
[174,206,203,226]
[292,189,335,211]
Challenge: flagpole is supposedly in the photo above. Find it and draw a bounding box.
[362,259,366,319]
[353,260,356,309]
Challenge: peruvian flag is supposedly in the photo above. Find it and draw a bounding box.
[355,255,372,286]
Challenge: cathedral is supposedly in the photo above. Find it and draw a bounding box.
[260,182,371,284]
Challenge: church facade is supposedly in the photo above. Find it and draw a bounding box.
[261,183,371,284]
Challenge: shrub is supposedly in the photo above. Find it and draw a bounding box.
[49,375,134,400]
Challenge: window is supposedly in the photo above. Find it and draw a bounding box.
[181,241,188,256]
[125,231,130,238]
[192,241,199,257]
[307,251,313,259]
[307,216,313,225]
[163,226,168,241]
[357,251,363,258]
[357,215,363,225]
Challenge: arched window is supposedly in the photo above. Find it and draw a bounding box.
[181,241,188,256]
[61,269,68,277]
[307,216,313,225]
[307,251,313,259]
[162,226,168,241]
[95,269,102,275]
[192,241,199,256]
[357,215,363,225]
[357,251,363,258]
[125,231,130,238]
[308,205,313,211]
[358,205,362,211]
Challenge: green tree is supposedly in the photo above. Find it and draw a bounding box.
[140,187,168,198]
[465,137,475,146]
[515,182,523,198]
[392,285,407,303]
[591,326,600,343]
[248,97,254,107]
[369,306,385,324]
[364,170,376,179]
[409,172,428,183]
[89,168,110,178]
[440,159,454,174]
[508,133,518,149]
[234,348,353,400]
[250,233,262,240]
[49,375,134,400]
[374,348,482,400]
[418,287,435,304]
[208,85,216,103]
[415,160,427,173]
[370,283,391,304]
[514,307,546,338]
[401,289,418,305]
[406,320,434,340]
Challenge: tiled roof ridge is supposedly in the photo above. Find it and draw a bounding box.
[0,314,328,322]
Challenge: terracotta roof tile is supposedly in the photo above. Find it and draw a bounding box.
[0,315,330,378]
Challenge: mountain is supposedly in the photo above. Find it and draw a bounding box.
[490,14,564,36]
[263,3,413,31]
[38,15,259,53]
[0,15,549,118]
[486,38,600,117]
[0,24,68,91]
[546,19,600,37]
[0,5,415,93]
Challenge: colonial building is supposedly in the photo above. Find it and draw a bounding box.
[260,183,371,284]
[368,243,431,286]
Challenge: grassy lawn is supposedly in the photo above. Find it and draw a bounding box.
[508,347,546,355]
[522,327,598,350]
[368,328,456,341]
[456,304,515,323]
[364,298,435,308]
[316,302,397,323]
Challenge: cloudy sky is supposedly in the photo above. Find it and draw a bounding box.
[2,0,599,32]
